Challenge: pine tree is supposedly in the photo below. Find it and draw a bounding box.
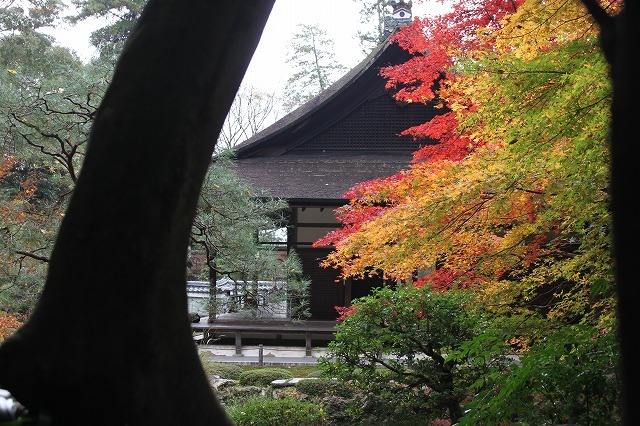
[353,0,390,54]
[284,23,347,112]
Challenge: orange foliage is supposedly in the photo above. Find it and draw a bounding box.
[315,0,614,326]
[0,312,21,342]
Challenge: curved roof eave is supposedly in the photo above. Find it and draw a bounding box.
[233,37,411,158]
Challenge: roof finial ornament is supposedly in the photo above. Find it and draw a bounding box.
[383,0,413,40]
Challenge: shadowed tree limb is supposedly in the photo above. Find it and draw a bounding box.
[15,251,49,263]
[0,1,274,424]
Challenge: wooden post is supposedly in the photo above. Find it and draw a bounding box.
[305,331,312,357]
[235,331,242,356]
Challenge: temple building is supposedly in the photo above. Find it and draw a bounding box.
[231,0,443,321]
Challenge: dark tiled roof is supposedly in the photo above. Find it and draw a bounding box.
[235,41,391,152]
[234,152,412,202]
[234,40,415,158]
[232,36,439,204]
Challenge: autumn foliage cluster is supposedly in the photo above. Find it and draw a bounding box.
[0,310,20,343]
[316,0,617,329]
[317,0,620,422]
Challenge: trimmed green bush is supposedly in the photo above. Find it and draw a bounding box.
[228,386,263,398]
[304,369,324,378]
[320,285,480,423]
[199,357,243,380]
[226,396,325,426]
[295,378,355,398]
[238,368,294,387]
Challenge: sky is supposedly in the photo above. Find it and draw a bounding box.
[46,1,447,94]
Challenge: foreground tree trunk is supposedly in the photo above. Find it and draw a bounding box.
[0,1,274,424]
[581,1,640,424]
[608,5,640,425]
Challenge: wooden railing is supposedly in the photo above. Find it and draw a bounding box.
[191,320,337,356]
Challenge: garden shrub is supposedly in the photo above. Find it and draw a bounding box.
[304,369,323,378]
[227,385,263,399]
[319,285,481,424]
[459,325,620,425]
[320,395,353,424]
[295,378,355,398]
[321,391,431,426]
[238,367,294,387]
[226,396,325,426]
[199,357,243,380]
[352,383,444,425]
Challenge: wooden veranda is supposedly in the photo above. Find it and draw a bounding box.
[192,319,337,356]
